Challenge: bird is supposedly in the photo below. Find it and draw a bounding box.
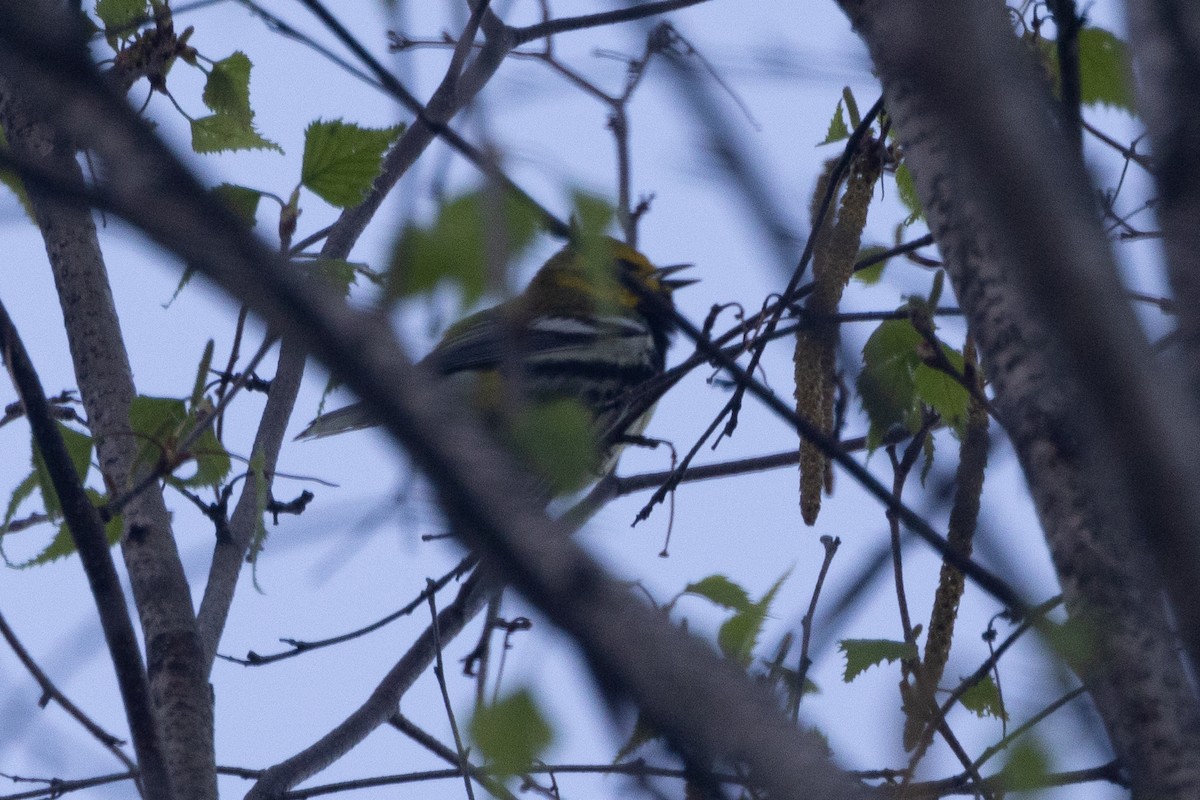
[296,236,694,489]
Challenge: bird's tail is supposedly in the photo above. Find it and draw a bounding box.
[294,402,378,440]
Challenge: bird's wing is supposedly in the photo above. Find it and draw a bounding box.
[426,311,653,375]
[423,307,509,374]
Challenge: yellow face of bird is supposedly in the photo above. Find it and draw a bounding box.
[524,236,688,319]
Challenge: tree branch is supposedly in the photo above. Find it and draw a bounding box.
[0,300,169,799]
[512,0,713,45]
[832,0,1200,794]
[0,32,214,800]
[246,572,493,798]
[0,610,135,771]
[1124,1,1200,411]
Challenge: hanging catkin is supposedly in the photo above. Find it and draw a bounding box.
[794,151,880,525]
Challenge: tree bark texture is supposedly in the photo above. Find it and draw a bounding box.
[834,0,1200,796]
[0,61,216,800]
[1123,1,1200,398]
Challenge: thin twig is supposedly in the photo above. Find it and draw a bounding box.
[296,0,571,239]
[793,535,840,720]
[427,585,476,800]
[512,0,712,45]
[968,686,1086,774]
[716,96,885,442]
[0,612,135,771]
[1084,121,1151,169]
[904,596,1064,772]
[630,280,1030,617]
[0,770,135,800]
[390,714,519,800]
[447,0,491,79]
[214,305,250,443]
[0,297,169,798]
[1047,0,1082,152]
[888,424,933,643]
[217,557,476,666]
[102,336,276,520]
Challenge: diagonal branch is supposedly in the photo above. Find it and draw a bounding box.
[0,300,169,799]
[512,0,712,44]
[0,610,135,771]
[0,31,214,800]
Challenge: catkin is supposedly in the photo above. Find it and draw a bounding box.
[795,153,880,525]
[902,339,989,751]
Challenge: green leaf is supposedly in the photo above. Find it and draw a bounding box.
[470,689,553,776]
[191,340,214,409]
[95,0,146,36]
[191,114,282,155]
[19,489,120,568]
[570,194,620,310]
[4,471,38,529]
[31,424,93,519]
[388,188,541,306]
[614,711,658,763]
[2,471,40,563]
[839,638,918,682]
[571,190,614,238]
[858,318,970,445]
[853,245,890,284]
[191,53,280,155]
[129,395,185,472]
[178,427,230,489]
[927,269,945,308]
[202,52,253,122]
[770,665,821,697]
[858,319,924,448]
[913,349,969,434]
[212,183,264,229]
[718,611,760,666]
[1039,27,1136,114]
[1077,28,1135,113]
[958,675,1008,721]
[511,399,598,494]
[842,86,861,130]
[1042,616,1097,674]
[0,127,33,222]
[300,257,362,297]
[247,446,269,590]
[684,575,752,612]
[301,119,403,208]
[820,99,849,146]
[26,523,77,567]
[894,163,924,225]
[1000,739,1051,792]
[128,395,230,489]
[717,569,791,667]
[163,268,195,309]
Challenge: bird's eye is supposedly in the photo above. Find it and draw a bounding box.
[616,258,648,281]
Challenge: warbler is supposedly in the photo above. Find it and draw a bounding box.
[296,236,694,486]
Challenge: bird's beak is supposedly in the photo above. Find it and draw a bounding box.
[655,263,698,289]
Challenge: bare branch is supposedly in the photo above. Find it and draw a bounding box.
[0,28,215,799]
[0,300,168,798]
[512,0,713,45]
[247,573,492,798]
[0,611,135,771]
